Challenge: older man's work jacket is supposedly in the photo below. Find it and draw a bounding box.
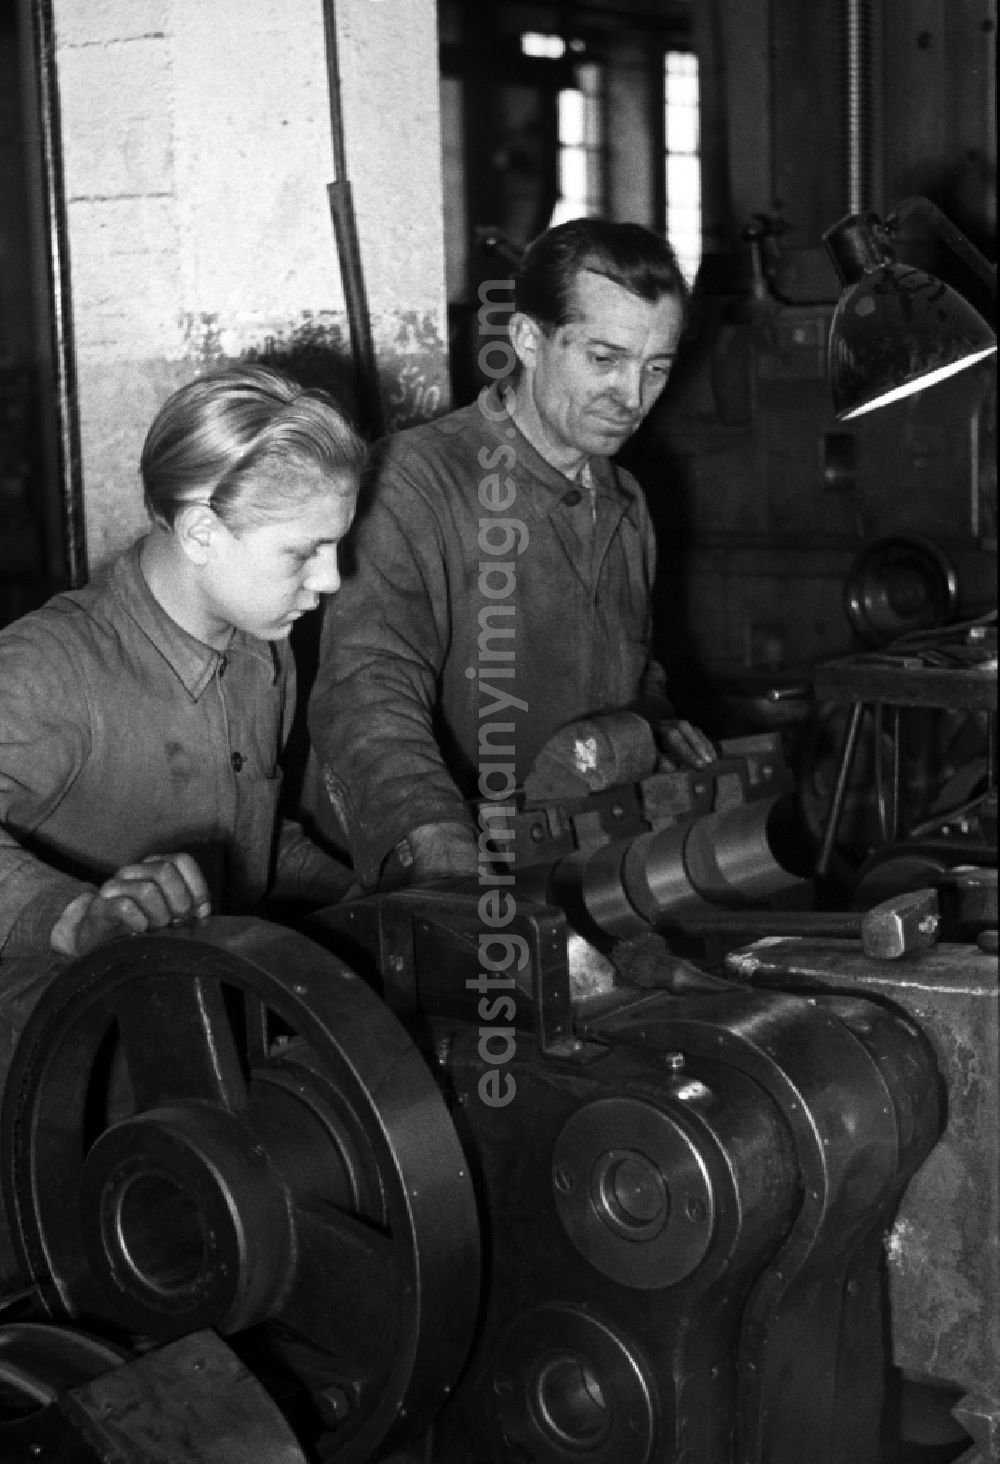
[309,391,674,889]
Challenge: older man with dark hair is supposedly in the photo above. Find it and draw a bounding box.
[308,217,714,888]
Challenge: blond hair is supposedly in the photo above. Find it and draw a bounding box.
[141,365,365,529]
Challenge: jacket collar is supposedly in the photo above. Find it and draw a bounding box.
[110,538,278,700]
[478,385,641,524]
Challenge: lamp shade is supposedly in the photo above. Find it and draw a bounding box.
[824,211,996,421]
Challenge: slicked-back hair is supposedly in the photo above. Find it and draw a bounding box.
[514,218,689,334]
[141,364,365,530]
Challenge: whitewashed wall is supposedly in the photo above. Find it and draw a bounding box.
[52,0,448,570]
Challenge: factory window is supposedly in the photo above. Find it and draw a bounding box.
[664,49,702,285]
[520,33,603,228]
[550,62,604,226]
[521,31,566,60]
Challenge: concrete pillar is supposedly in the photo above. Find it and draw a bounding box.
[606,38,656,225]
[50,0,447,572]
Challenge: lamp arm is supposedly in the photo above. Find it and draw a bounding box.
[889,195,997,302]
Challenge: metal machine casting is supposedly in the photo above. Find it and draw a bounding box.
[0,731,994,1462]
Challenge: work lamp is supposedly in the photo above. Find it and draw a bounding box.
[823,199,996,420]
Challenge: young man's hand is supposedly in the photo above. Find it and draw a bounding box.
[50,852,211,957]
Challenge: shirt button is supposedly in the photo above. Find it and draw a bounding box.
[218,655,228,677]
[562,488,583,507]
[231,751,244,772]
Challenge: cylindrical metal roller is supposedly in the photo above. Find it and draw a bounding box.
[623,824,715,924]
[568,842,652,937]
[682,796,810,906]
[547,844,650,940]
[548,794,811,937]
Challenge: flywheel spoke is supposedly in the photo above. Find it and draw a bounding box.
[281,1205,398,1373]
[243,992,273,1068]
[114,972,249,1111]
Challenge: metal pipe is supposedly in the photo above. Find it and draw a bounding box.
[320,0,384,440]
[843,0,875,215]
[816,701,866,878]
[26,0,87,588]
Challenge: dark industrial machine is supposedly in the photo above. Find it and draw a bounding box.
[0,920,480,1462]
[0,735,994,1462]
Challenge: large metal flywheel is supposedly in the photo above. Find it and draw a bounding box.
[0,917,481,1462]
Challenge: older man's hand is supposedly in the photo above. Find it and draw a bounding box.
[394,821,480,884]
[652,717,717,770]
